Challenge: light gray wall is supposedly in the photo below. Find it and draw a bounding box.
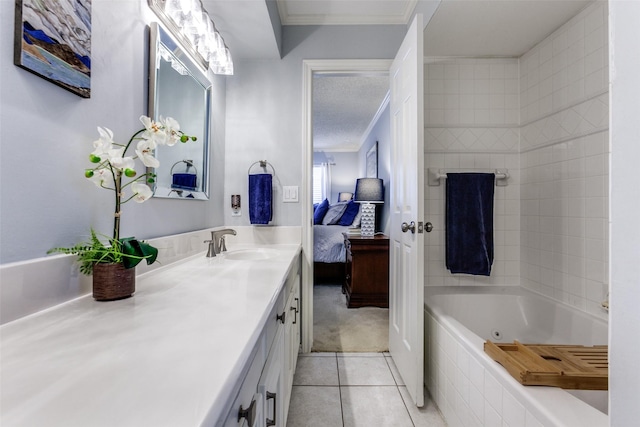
[359,102,391,235]
[313,151,359,204]
[0,1,225,264]
[609,0,640,423]
[223,25,406,226]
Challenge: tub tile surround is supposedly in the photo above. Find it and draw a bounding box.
[0,230,301,426]
[423,1,610,321]
[423,3,610,425]
[424,308,608,427]
[0,226,301,324]
[519,1,609,320]
[424,57,521,287]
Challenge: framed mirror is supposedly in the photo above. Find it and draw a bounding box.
[148,22,211,200]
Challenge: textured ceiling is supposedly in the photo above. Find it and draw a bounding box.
[313,75,389,152]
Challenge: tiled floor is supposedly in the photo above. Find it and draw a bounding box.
[286,352,447,427]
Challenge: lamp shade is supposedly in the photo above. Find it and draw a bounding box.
[354,178,384,203]
[338,192,353,202]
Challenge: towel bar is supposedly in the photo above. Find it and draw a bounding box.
[170,160,198,191]
[248,160,276,176]
[170,159,197,176]
[428,168,509,187]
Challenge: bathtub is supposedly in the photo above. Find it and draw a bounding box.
[424,286,608,427]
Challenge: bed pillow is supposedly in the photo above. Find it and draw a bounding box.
[322,202,349,225]
[338,200,360,226]
[313,199,330,224]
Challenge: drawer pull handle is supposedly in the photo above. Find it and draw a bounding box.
[294,297,300,313]
[238,398,256,425]
[277,311,286,324]
[290,306,297,324]
[266,391,277,426]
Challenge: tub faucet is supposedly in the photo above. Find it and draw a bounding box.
[601,291,609,312]
[204,229,237,257]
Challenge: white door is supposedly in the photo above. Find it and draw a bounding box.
[389,14,425,407]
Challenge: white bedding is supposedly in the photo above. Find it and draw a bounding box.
[313,225,349,263]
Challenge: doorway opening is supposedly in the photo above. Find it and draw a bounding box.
[301,60,392,353]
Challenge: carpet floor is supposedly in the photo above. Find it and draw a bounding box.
[312,284,389,352]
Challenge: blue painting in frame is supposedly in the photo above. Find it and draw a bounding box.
[14,0,91,98]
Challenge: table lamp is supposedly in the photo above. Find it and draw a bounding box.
[354,178,384,236]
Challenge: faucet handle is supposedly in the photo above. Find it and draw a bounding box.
[204,238,216,257]
[220,236,227,252]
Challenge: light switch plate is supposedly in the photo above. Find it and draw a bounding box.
[283,186,299,203]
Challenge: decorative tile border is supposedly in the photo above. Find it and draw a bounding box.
[521,93,608,151]
[425,127,519,152]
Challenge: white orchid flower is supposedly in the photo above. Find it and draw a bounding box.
[135,139,159,168]
[110,156,135,171]
[107,146,124,160]
[161,116,181,146]
[131,182,153,203]
[87,167,114,188]
[91,126,115,158]
[139,115,169,146]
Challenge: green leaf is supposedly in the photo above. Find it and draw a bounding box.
[120,238,158,269]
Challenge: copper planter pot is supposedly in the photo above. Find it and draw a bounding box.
[92,263,135,301]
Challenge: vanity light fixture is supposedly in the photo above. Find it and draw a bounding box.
[148,0,233,75]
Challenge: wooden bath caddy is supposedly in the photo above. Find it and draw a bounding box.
[484,340,608,390]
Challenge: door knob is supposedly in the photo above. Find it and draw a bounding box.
[401,221,416,233]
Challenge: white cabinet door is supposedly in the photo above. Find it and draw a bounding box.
[259,328,284,427]
[283,278,301,419]
[222,341,266,427]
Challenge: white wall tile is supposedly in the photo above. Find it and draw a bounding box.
[502,390,526,427]
[517,0,609,316]
[484,401,502,427]
[483,371,503,412]
[525,410,544,427]
[424,3,608,318]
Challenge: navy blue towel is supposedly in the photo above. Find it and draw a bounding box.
[249,174,273,225]
[446,173,495,276]
[172,173,197,191]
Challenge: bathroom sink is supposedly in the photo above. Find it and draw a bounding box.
[224,248,280,261]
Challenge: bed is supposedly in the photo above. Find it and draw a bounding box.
[313,224,349,283]
[312,198,361,283]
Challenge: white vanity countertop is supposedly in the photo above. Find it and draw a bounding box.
[0,243,301,427]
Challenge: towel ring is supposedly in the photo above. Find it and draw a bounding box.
[248,160,276,176]
[170,159,197,176]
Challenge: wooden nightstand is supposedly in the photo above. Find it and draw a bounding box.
[342,233,390,308]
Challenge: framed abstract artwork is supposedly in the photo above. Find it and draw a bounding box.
[14,0,91,98]
[366,141,378,178]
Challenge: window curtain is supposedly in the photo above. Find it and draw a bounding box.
[312,163,331,203]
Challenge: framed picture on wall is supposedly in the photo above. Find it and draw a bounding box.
[14,0,91,98]
[366,142,378,178]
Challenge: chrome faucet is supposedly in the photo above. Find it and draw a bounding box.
[204,229,237,257]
